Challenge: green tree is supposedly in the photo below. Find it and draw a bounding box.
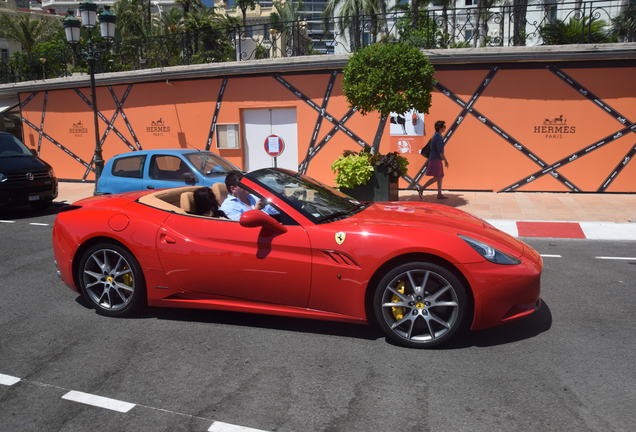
[322,0,381,51]
[612,4,636,42]
[236,0,257,29]
[396,8,440,49]
[114,0,153,39]
[0,14,61,54]
[475,0,499,47]
[176,0,204,16]
[154,7,184,35]
[540,16,613,44]
[270,0,312,56]
[343,42,435,151]
[270,0,302,29]
[185,7,233,62]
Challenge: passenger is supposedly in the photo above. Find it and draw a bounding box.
[220,170,278,221]
[193,187,226,218]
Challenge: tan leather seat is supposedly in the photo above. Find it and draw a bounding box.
[211,183,228,205]
[179,191,195,213]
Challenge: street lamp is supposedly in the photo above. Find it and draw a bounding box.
[63,4,117,187]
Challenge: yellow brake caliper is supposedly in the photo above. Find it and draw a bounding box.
[391,280,406,320]
[121,265,133,288]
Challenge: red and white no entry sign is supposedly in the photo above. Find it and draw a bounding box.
[264,134,285,157]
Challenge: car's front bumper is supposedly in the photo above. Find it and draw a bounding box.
[0,178,58,206]
[463,245,543,331]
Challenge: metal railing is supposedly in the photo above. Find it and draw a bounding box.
[0,1,630,85]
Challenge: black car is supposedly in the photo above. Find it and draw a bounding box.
[0,132,58,209]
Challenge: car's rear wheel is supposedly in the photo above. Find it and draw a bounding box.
[373,261,468,348]
[78,242,145,316]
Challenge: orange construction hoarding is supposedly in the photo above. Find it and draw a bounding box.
[19,63,636,192]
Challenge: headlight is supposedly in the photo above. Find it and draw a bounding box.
[459,234,521,265]
[0,173,6,183]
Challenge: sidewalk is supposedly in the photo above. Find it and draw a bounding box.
[57,182,636,240]
[398,189,636,240]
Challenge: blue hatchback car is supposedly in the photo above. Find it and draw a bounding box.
[96,149,239,195]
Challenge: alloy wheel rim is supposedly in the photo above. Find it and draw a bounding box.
[82,249,134,311]
[381,269,459,343]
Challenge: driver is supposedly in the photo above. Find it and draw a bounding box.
[220,170,279,221]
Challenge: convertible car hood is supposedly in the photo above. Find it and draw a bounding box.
[346,202,525,257]
[351,202,485,229]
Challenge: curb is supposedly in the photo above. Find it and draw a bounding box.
[486,220,636,241]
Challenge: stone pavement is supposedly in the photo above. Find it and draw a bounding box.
[56,182,636,240]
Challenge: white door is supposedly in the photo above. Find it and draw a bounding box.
[243,108,298,172]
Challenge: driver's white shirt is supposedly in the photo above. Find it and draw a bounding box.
[220,194,278,221]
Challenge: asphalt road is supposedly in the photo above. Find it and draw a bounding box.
[0,205,635,432]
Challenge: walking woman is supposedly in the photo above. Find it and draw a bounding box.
[418,120,448,200]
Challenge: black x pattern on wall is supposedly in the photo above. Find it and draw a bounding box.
[412,65,634,193]
[21,91,94,174]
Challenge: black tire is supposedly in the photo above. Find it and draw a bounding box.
[373,261,468,348]
[77,242,146,317]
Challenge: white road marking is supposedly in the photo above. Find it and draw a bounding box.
[29,222,49,226]
[595,256,636,261]
[0,374,265,431]
[0,373,21,386]
[208,421,270,432]
[540,254,562,258]
[61,390,135,413]
[0,220,15,223]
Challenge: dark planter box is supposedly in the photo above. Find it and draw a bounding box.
[341,168,399,202]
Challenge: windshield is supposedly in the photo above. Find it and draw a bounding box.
[0,135,32,157]
[185,152,238,176]
[246,169,368,223]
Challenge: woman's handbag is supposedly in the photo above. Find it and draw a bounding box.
[420,138,432,158]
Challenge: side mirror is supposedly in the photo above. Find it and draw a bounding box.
[240,210,287,233]
[183,172,197,185]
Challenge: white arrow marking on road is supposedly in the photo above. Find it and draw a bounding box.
[208,421,270,432]
[595,256,636,261]
[62,390,135,413]
[0,373,21,386]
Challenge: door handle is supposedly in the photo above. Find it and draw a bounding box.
[160,233,176,244]
[147,185,155,189]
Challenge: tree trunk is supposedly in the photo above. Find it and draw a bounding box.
[411,0,420,30]
[512,0,528,46]
[474,7,481,47]
[442,6,449,47]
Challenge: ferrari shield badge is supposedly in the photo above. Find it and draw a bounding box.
[335,232,346,245]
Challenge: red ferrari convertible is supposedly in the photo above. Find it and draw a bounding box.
[53,168,541,348]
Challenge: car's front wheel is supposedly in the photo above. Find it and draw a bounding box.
[373,261,468,348]
[78,242,145,316]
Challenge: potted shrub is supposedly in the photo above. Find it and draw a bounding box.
[337,42,435,200]
[331,148,408,201]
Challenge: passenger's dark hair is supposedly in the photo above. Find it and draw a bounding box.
[224,170,243,191]
[434,120,446,132]
[193,187,215,214]
[193,187,226,217]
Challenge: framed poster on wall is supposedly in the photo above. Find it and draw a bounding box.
[216,124,240,149]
